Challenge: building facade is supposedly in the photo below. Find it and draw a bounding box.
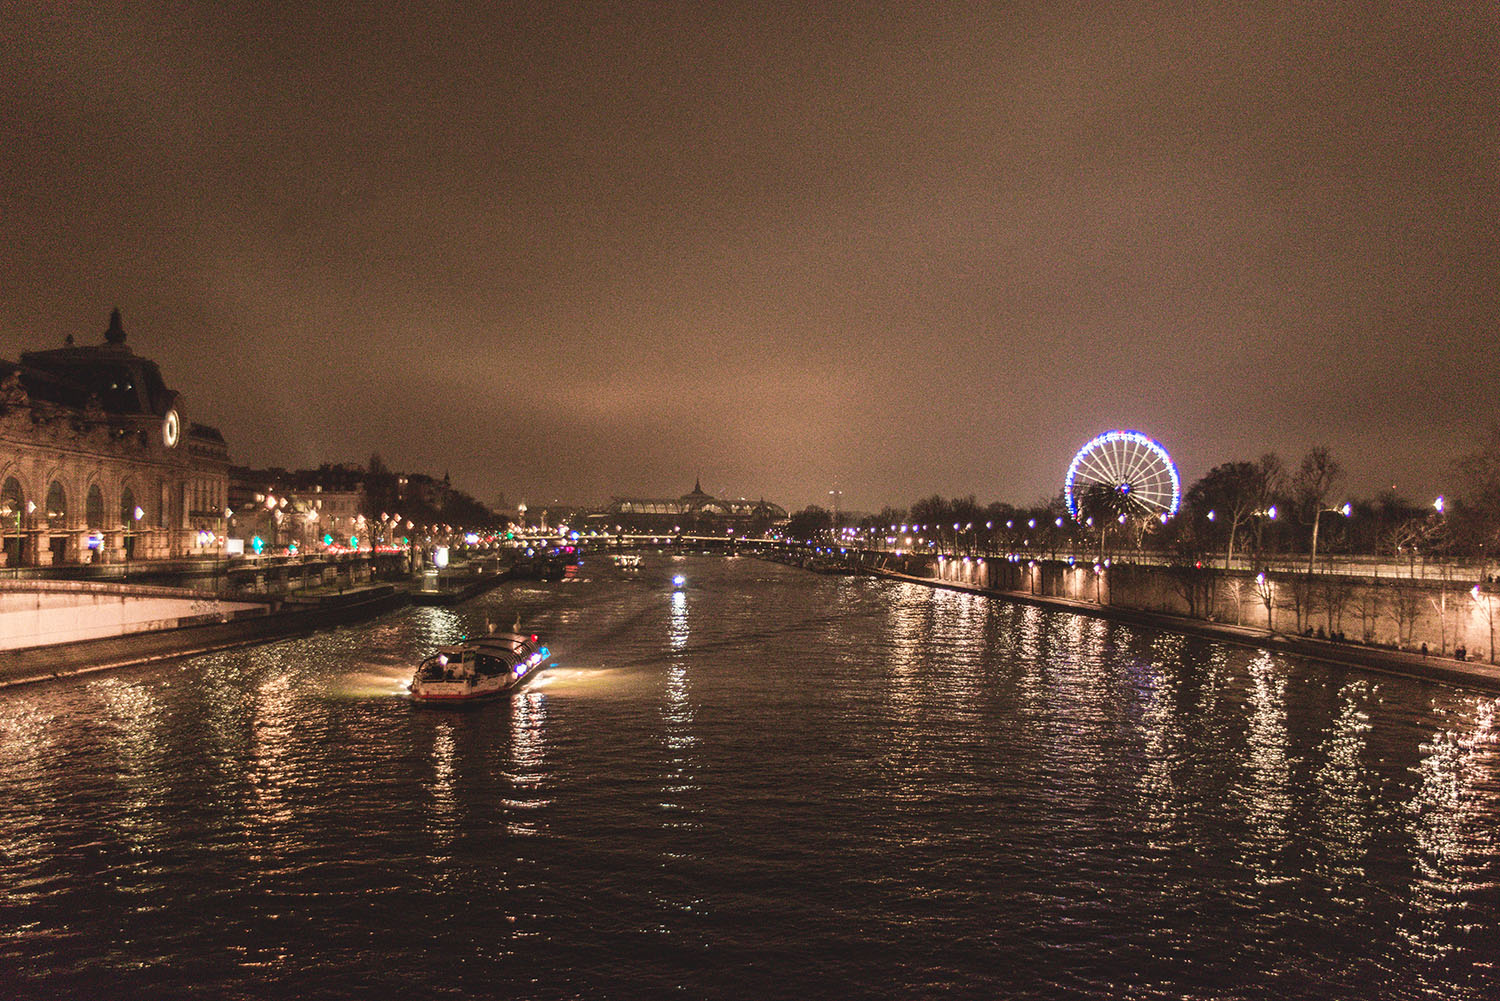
[228,464,367,555]
[0,310,231,567]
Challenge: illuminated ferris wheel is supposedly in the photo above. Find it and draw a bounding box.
[1064,430,1181,521]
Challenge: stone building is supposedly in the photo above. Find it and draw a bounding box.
[0,310,231,567]
[227,464,367,555]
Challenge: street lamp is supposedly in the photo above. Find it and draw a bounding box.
[1308,502,1352,574]
[124,505,144,581]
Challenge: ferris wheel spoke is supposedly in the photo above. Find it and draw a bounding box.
[1077,450,1116,487]
[1127,443,1160,491]
[1118,445,1150,491]
[1069,456,1102,492]
[1132,449,1171,507]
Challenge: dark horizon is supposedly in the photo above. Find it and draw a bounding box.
[4,4,1495,512]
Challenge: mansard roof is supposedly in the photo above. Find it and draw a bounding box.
[19,310,175,417]
[4,310,226,444]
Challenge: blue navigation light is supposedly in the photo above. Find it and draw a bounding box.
[251,535,264,555]
[539,647,549,658]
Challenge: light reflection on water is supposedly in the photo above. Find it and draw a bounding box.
[1,556,1497,1000]
[425,721,457,863]
[1314,679,1374,906]
[1236,651,1294,890]
[1401,697,1498,970]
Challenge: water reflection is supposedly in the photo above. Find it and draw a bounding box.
[0,697,60,905]
[1312,680,1373,906]
[1401,697,1498,972]
[95,677,170,850]
[3,557,1499,1000]
[668,588,689,653]
[660,589,698,821]
[1137,646,1185,852]
[247,670,301,848]
[408,605,465,650]
[505,691,551,838]
[426,720,458,862]
[1234,653,1292,889]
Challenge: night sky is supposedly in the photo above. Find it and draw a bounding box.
[3,3,1496,513]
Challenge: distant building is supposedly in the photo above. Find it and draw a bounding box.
[228,464,367,554]
[589,479,787,535]
[0,310,231,567]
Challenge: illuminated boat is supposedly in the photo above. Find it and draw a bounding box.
[409,632,551,705]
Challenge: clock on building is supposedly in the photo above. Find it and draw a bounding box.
[162,407,181,448]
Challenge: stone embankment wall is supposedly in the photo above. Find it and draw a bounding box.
[861,552,1498,663]
[0,580,268,650]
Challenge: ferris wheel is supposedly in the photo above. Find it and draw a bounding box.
[1064,430,1181,521]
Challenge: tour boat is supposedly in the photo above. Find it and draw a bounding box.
[410,631,551,705]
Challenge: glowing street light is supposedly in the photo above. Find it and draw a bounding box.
[1308,502,1352,573]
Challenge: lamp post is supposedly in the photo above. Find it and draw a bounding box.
[1308,502,1351,574]
[123,505,144,582]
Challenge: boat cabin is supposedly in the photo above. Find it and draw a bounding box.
[418,633,538,680]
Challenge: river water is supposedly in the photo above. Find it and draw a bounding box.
[2,555,1497,999]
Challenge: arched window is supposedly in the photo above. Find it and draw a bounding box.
[46,481,67,525]
[86,484,104,528]
[2,477,24,566]
[0,477,22,525]
[120,486,139,560]
[120,486,138,528]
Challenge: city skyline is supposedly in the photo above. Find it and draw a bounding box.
[4,4,1496,512]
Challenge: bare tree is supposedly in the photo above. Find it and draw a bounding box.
[1427,562,1459,655]
[1186,456,1281,570]
[1286,573,1318,634]
[1475,586,1498,664]
[1319,574,1355,637]
[1387,584,1425,650]
[1254,569,1277,632]
[1296,446,1345,573]
[1218,574,1248,625]
[1380,517,1430,577]
[1352,583,1383,643]
[1163,564,1214,619]
[1451,426,1500,575]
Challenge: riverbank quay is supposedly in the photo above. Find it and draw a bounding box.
[0,583,408,689]
[410,565,513,606]
[862,565,1500,695]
